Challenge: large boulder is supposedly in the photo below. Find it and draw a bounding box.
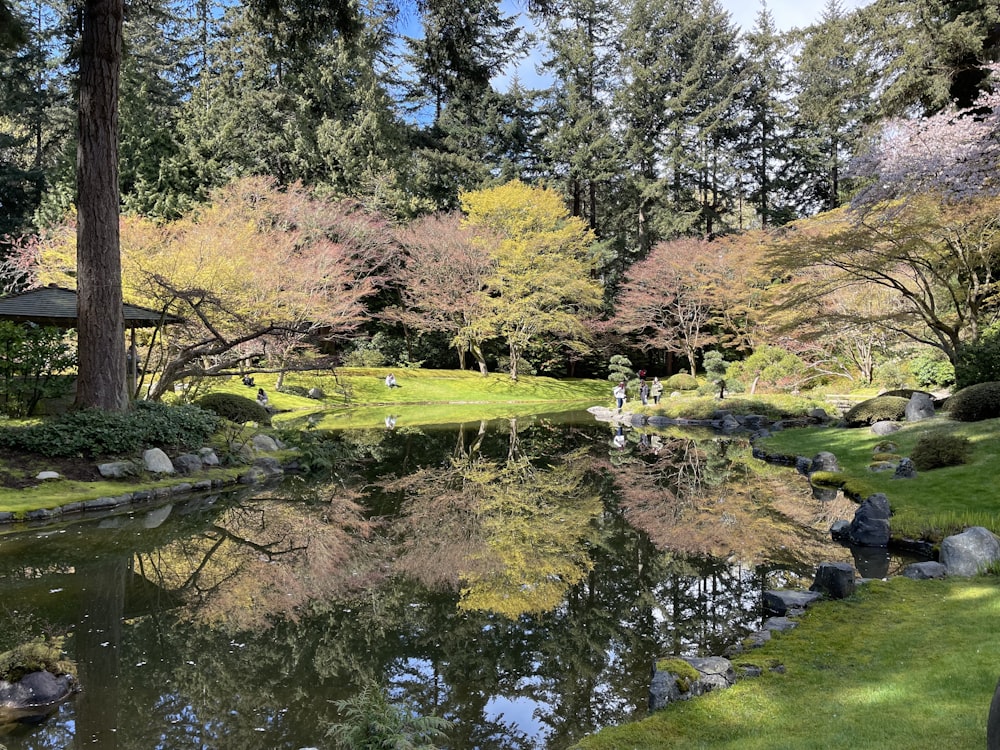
[809,451,840,474]
[0,670,77,722]
[940,527,1000,577]
[848,493,892,548]
[905,392,935,422]
[143,448,175,474]
[810,562,856,599]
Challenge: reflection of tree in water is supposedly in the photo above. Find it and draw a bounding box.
[606,429,856,572]
[135,492,373,630]
[384,417,602,619]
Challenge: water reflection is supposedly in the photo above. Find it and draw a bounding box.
[0,414,860,750]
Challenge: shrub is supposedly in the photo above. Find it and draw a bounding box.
[955,322,1000,388]
[910,433,973,470]
[0,322,76,418]
[910,350,955,389]
[0,402,218,458]
[702,350,728,382]
[665,373,699,391]
[607,354,634,383]
[197,393,271,425]
[726,345,808,392]
[843,395,909,427]
[944,381,1000,422]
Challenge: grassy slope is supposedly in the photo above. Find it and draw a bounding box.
[576,408,1000,749]
[577,577,1000,750]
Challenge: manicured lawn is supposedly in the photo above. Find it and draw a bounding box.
[576,577,1000,750]
[757,414,1000,539]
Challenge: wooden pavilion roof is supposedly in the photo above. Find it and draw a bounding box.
[0,285,180,328]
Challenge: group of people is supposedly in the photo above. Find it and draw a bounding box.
[613,370,663,411]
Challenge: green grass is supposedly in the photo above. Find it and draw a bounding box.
[575,577,1000,750]
[757,415,1000,540]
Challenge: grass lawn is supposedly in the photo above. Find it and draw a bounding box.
[756,414,1000,540]
[576,576,1000,750]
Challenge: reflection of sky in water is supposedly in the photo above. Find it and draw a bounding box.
[485,695,546,742]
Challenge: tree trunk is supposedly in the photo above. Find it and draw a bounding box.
[75,0,126,411]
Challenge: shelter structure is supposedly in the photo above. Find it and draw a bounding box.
[0,285,181,397]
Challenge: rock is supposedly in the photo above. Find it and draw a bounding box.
[238,466,267,485]
[940,526,1000,577]
[905,392,935,422]
[253,456,284,476]
[199,447,220,466]
[807,407,830,421]
[902,561,947,580]
[307,387,325,399]
[830,520,852,542]
[98,460,139,479]
[763,589,822,616]
[870,421,902,436]
[143,448,175,474]
[251,434,279,452]
[172,453,203,475]
[0,670,77,721]
[649,656,736,711]
[892,457,917,479]
[795,456,813,475]
[35,471,61,481]
[718,414,740,430]
[809,451,840,473]
[810,562,856,599]
[848,493,892,547]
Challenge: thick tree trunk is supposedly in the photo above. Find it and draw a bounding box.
[75,0,126,411]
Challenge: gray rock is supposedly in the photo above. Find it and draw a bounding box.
[173,453,203,475]
[830,519,852,542]
[238,466,267,484]
[762,616,798,633]
[763,589,822,616]
[0,670,76,714]
[810,562,856,599]
[902,561,947,580]
[253,456,284,476]
[940,526,1000,577]
[870,421,902,436]
[98,460,139,479]
[35,471,61,481]
[251,434,279,452]
[649,656,736,711]
[199,447,220,466]
[795,456,813,475]
[809,451,840,473]
[143,448,175,474]
[307,387,325,399]
[905,392,935,422]
[892,457,917,479]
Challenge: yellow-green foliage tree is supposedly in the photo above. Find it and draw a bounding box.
[460,179,604,380]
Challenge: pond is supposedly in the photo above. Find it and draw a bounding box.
[0,410,908,749]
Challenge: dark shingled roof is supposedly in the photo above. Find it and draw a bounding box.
[0,285,180,328]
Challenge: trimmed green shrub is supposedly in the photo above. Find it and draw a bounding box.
[726,344,807,391]
[944,381,1000,422]
[665,372,699,391]
[0,402,218,458]
[910,433,973,470]
[843,395,909,427]
[197,393,271,425]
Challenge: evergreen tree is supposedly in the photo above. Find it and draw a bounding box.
[787,0,874,212]
[736,2,795,228]
[858,0,1000,116]
[537,0,620,234]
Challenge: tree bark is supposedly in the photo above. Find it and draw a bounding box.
[75,0,126,411]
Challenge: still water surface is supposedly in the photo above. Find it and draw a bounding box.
[0,411,895,749]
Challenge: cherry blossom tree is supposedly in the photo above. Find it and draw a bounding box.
[851,66,1000,206]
